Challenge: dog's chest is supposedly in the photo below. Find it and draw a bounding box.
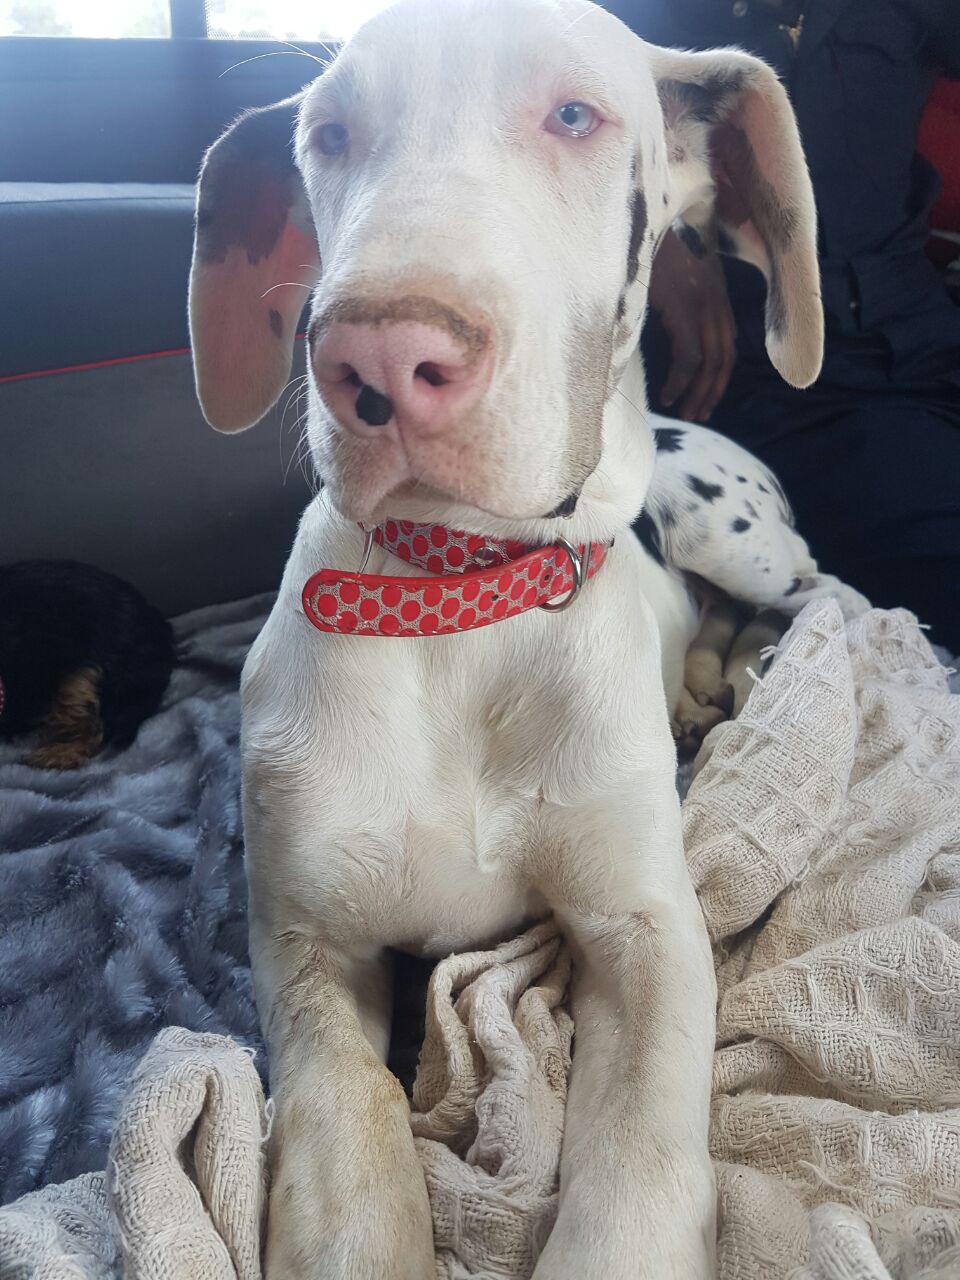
[246,598,655,951]
[315,658,577,953]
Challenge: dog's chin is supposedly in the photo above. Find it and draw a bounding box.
[325,474,570,529]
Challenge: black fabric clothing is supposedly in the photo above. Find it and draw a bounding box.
[616,0,960,646]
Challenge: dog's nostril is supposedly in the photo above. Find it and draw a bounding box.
[415,362,450,388]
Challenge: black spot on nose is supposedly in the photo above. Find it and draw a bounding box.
[268,308,283,338]
[545,491,580,519]
[356,383,393,426]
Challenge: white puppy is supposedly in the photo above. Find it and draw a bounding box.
[188,1,848,1275]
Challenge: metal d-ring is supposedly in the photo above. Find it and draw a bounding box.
[357,526,376,574]
[539,537,589,612]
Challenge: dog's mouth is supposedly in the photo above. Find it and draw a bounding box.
[543,491,580,519]
[321,468,587,537]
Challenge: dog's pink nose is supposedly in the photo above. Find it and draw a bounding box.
[312,314,492,438]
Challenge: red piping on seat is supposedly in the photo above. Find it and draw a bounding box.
[0,347,191,385]
[0,334,307,386]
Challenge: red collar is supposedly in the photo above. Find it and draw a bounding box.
[302,520,609,638]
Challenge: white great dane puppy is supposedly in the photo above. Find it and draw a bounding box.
[188,1,854,1274]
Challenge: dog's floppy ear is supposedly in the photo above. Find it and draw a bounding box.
[189,95,321,432]
[652,49,822,388]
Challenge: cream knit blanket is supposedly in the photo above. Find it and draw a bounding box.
[2,602,957,1279]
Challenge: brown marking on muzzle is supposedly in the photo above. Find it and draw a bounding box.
[310,295,491,365]
[563,305,614,485]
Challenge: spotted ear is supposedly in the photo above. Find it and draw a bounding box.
[189,95,321,432]
[652,48,823,388]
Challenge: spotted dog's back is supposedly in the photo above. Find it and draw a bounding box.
[638,415,870,619]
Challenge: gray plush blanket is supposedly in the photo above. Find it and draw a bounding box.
[0,594,273,1205]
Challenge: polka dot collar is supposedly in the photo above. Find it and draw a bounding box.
[302,520,609,638]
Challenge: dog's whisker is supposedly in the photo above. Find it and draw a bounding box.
[559,8,595,36]
[289,386,321,495]
[279,375,311,484]
[275,36,338,67]
[219,49,324,78]
[616,381,655,422]
[260,282,314,298]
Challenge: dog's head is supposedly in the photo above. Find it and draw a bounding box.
[190,0,821,529]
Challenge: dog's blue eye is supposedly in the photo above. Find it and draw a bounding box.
[546,101,600,138]
[313,122,348,156]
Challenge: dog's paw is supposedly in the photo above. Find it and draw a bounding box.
[682,659,734,714]
[672,686,729,757]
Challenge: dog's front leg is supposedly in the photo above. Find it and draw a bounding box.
[252,920,434,1279]
[533,786,717,1279]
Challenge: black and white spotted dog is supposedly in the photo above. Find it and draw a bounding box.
[639,414,868,745]
[642,414,866,618]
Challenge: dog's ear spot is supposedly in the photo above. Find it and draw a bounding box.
[655,51,822,388]
[189,93,321,433]
[686,474,724,503]
[658,70,748,129]
[193,98,306,267]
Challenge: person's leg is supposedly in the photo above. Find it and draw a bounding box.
[712,386,960,652]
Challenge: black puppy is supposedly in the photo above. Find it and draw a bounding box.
[0,561,174,769]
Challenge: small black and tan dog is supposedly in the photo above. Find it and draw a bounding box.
[0,561,174,769]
